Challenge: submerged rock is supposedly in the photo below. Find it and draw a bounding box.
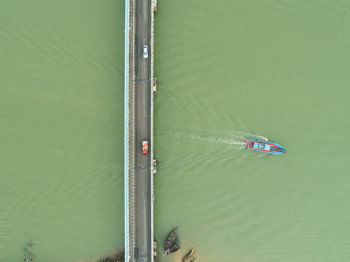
[97,251,124,262]
[182,248,196,262]
[164,227,180,255]
[23,242,36,262]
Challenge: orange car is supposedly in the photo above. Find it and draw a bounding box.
[142,140,148,155]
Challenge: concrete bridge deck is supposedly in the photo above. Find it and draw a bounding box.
[124,0,155,261]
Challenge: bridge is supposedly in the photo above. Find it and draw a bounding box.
[124,0,156,262]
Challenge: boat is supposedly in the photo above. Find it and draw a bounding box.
[164,227,180,255]
[246,139,286,154]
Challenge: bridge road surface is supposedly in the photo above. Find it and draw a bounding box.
[132,0,152,261]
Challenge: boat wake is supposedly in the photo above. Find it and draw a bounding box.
[170,132,270,149]
[235,132,269,142]
[171,132,246,148]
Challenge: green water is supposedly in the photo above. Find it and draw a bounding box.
[154,0,350,262]
[1,0,350,261]
[0,1,124,261]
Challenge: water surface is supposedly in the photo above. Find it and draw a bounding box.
[154,1,350,261]
[0,1,124,261]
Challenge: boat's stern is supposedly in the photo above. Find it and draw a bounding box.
[246,139,255,149]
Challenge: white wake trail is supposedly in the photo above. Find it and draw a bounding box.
[172,132,246,147]
[234,132,269,141]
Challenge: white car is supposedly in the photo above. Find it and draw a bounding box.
[143,44,149,58]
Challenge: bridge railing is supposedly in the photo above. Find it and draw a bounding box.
[150,0,155,261]
[124,0,130,261]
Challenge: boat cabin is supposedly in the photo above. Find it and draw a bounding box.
[253,142,267,150]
